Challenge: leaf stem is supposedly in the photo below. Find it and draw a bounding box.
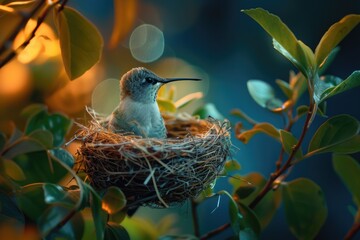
[249,102,315,209]
[200,222,231,240]
[344,222,360,240]
[191,200,200,237]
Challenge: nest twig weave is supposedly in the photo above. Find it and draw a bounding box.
[75,112,231,208]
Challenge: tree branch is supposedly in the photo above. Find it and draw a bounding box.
[249,102,315,209]
[0,0,45,56]
[0,0,68,68]
[200,222,230,240]
[344,222,360,240]
[191,200,200,237]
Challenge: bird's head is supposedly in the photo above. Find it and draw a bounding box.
[120,67,201,103]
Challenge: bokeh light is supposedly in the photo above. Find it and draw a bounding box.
[129,24,165,63]
[91,78,120,115]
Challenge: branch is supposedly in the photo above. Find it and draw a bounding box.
[344,222,360,240]
[249,102,315,209]
[0,0,45,56]
[0,0,67,68]
[191,200,200,237]
[200,222,230,240]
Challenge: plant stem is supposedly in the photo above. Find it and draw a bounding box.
[344,222,360,240]
[249,102,315,209]
[191,200,200,237]
[200,222,231,240]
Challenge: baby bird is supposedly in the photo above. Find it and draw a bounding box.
[104,67,201,138]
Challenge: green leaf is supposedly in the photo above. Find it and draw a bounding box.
[314,75,342,103]
[329,135,360,154]
[296,105,309,118]
[247,80,275,108]
[193,103,224,120]
[235,185,256,199]
[315,14,360,67]
[0,191,25,228]
[317,101,327,117]
[308,114,359,156]
[50,148,74,168]
[56,6,103,80]
[275,79,293,99]
[231,109,257,125]
[333,155,360,206]
[280,130,303,160]
[38,205,84,239]
[43,183,75,207]
[320,71,360,102]
[233,173,282,230]
[20,104,47,121]
[3,138,46,159]
[28,129,53,149]
[224,159,241,172]
[242,8,310,76]
[282,178,327,240]
[236,123,280,144]
[2,159,26,181]
[110,210,127,223]
[85,184,106,240]
[105,222,130,240]
[157,98,177,113]
[102,186,127,215]
[16,184,47,221]
[237,202,261,238]
[318,47,340,75]
[290,72,307,102]
[13,151,70,185]
[174,92,203,109]
[25,110,72,147]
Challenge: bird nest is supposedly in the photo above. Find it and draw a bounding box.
[75,112,231,209]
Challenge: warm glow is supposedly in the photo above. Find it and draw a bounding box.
[0,60,31,97]
[13,19,60,64]
[45,65,103,115]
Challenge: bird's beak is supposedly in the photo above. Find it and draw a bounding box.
[159,78,201,84]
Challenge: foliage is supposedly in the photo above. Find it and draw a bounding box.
[0,1,359,240]
[226,7,360,240]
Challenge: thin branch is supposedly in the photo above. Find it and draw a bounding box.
[0,0,65,68]
[0,0,45,55]
[46,209,77,237]
[191,200,200,237]
[200,222,230,240]
[57,0,69,12]
[344,222,360,240]
[249,102,315,209]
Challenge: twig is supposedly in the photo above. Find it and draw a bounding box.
[0,0,44,56]
[0,0,64,68]
[46,209,77,237]
[344,222,360,240]
[200,222,231,240]
[249,102,315,209]
[191,200,200,237]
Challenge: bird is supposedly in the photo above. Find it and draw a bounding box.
[103,67,201,138]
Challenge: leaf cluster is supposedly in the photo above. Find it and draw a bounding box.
[0,105,129,239]
[224,8,360,239]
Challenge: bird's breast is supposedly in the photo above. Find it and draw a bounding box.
[110,98,165,138]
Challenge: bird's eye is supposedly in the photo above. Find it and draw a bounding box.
[145,77,155,84]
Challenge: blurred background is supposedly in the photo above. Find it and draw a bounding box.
[1,0,359,239]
